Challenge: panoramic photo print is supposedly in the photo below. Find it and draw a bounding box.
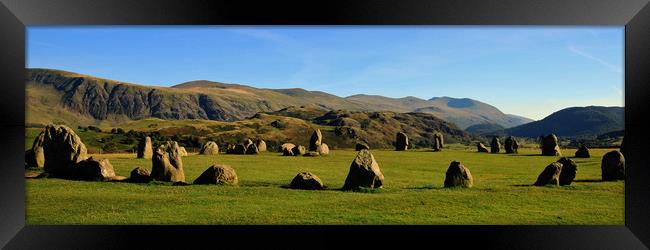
[24,26,624,224]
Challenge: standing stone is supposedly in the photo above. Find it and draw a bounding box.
[151,141,185,182]
[490,137,501,153]
[245,143,259,155]
[199,141,220,155]
[355,142,370,151]
[25,131,45,168]
[193,164,238,185]
[292,145,306,156]
[281,143,296,156]
[601,150,625,181]
[256,139,267,152]
[477,142,489,153]
[557,157,577,186]
[42,124,88,177]
[317,143,330,156]
[542,134,562,156]
[289,172,324,190]
[244,139,253,147]
[534,162,563,186]
[178,146,188,156]
[232,144,247,154]
[574,145,590,158]
[444,161,473,188]
[309,129,323,152]
[395,132,409,151]
[342,149,384,190]
[504,136,519,154]
[137,136,153,159]
[75,156,116,181]
[433,132,444,151]
[129,167,152,183]
[226,144,235,154]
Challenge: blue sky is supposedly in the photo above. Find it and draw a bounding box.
[27,26,623,120]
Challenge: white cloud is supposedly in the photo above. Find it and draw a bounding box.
[567,45,622,73]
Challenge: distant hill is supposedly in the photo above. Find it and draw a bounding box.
[503,106,624,137]
[26,68,533,129]
[346,95,534,129]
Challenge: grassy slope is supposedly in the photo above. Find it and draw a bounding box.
[26,147,623,225]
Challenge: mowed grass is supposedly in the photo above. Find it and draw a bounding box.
[26,147,623,225]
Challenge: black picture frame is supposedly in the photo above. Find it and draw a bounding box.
[1,0,649,248]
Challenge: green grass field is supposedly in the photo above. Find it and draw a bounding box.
[25,146,623,225]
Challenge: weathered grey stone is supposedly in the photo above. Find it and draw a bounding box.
[256,139,267,152]
[534,162,562,186]
[444,161,473,188]
[477,142,489,153]
[601,150,625,181]
[342,149,384,190]
[490,137,501,153]
[25,131,45,168]
[137,136,153,159]
[291,145,306,156]
[232,144,246,154]
[575,145,590,158]
[317,143,329,156]
[75,157,116,181]
[557,157,577,186]
[151,141,185,182]
[542,134,562,156]
[433,132,444,151]
[289,172,324,190]
[309,129,323,151]
[199,141,219,155]
[504,136,519,154]
[129,167,152,183]
[395,132,409,151]
[193,164,238,185]
[178,146,188,156]
[245,143,259,155]
[281,143,296,156]
[42,124,88,177]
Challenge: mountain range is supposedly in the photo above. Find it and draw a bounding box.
[25,68,534,129]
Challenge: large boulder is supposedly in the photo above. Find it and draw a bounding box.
[574,145,590,158]
[395,132,409,151]
[129,167,152,183]
[42,124,88,177]
[178,146,188,156]
[309,129,323,151]
[281,143,296,156]
[317,143,329,156]
[151,141,185,182]
[477,142,489,153]
[557,157,577,186]
[504,136,519,154]
[342,149,384,190]
[490,137,501,153]
[232,144,247,154]
[542,134,562,156]
[291,145,306,156]
[199,141,219,155]
[289,172,324,190]
[433,132,444,151]
[225,144,235,154]
[601,150,625,181]
[355,142,370,151]
[256,139,267,152]
[137,136,153,159]
[534,162,562,186]
[443,161,473,188]
[243,139,253,147]
[245,143,259,155]
[193,164,238,185]
[25,131,45,168]
[74,157,116,181]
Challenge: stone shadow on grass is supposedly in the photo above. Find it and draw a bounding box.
[406,185,446,190]
[573,179,606,183]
